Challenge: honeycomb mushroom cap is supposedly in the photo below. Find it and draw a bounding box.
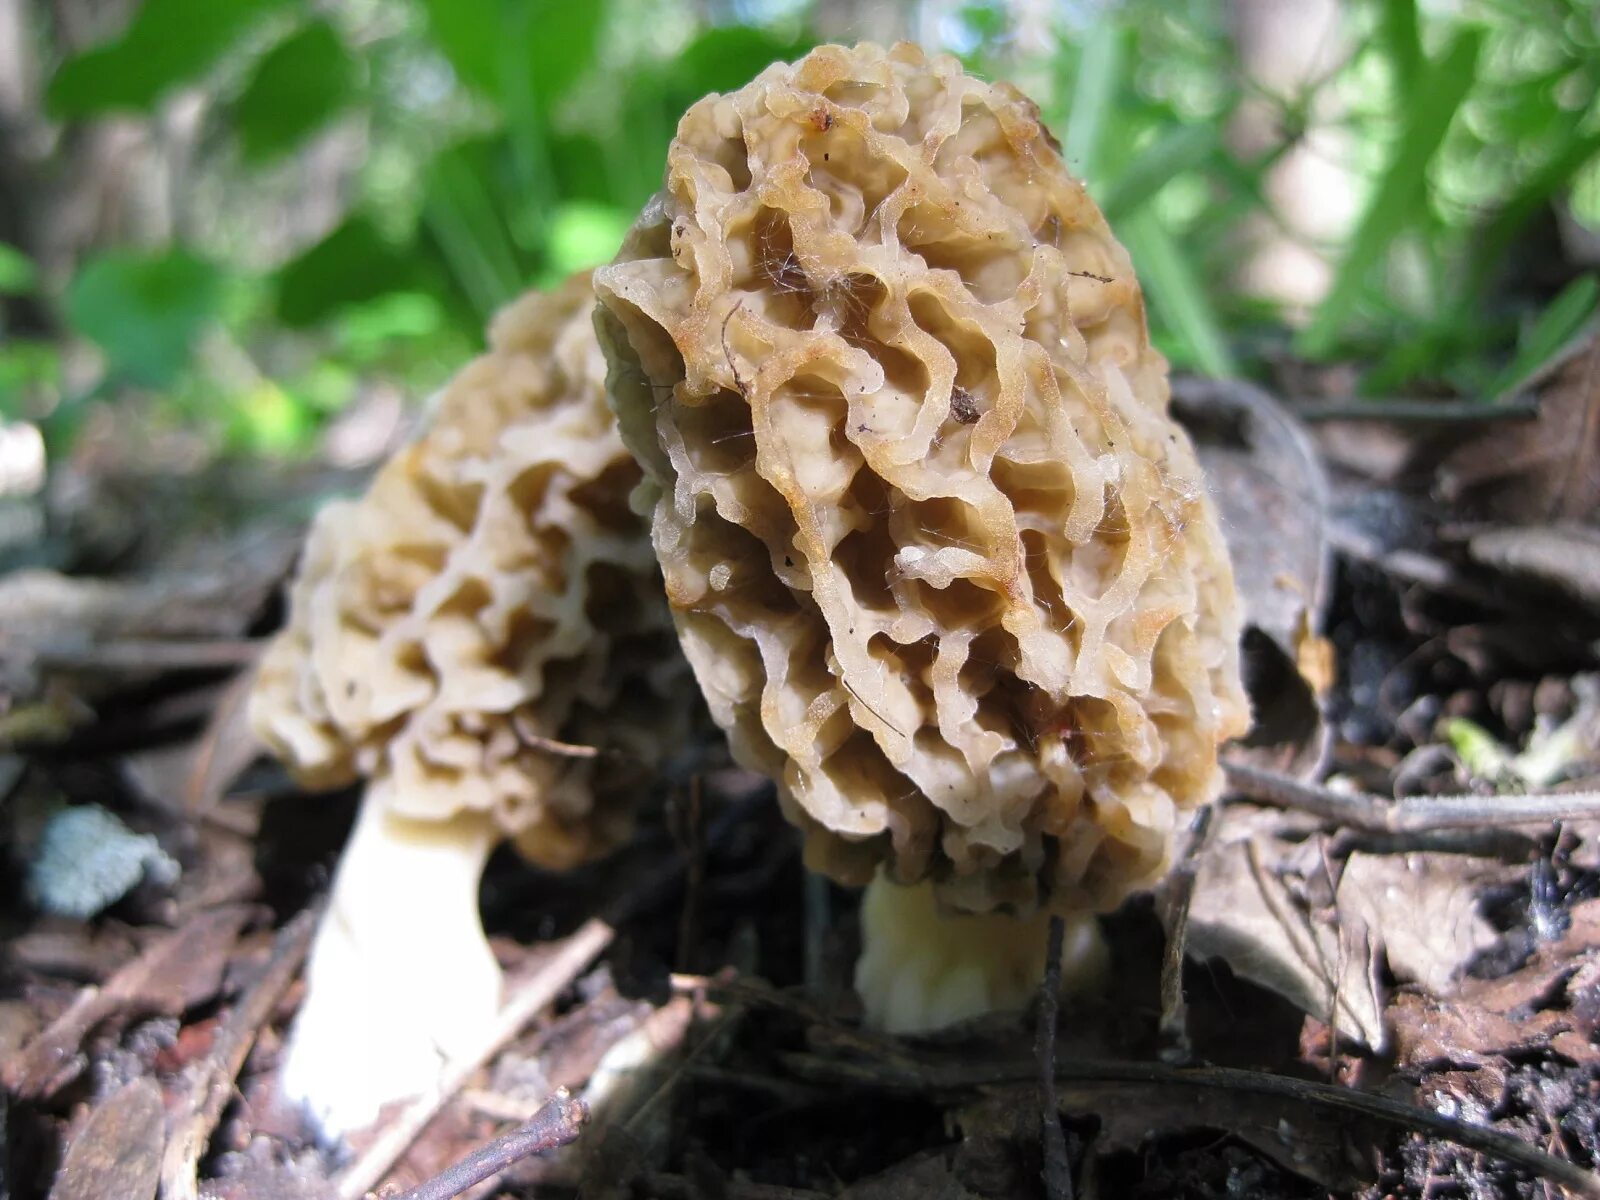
[252,272,687,870]
[596,42,1250,915]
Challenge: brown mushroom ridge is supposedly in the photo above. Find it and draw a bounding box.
[596,42,1250,915]
[252,272,686,869]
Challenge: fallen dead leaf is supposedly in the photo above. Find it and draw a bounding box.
[1176,377,1333,776]
[2,904,253,1098]
[837,1149,982,1200]
[45,1077,164,1200]
[1437,328,1600,524]
[1336,851,1501,995]
[1188,819,1386,1049]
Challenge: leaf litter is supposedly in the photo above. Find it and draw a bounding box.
[3,376,1600,1199]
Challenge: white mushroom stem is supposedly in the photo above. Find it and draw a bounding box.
[279,785,502,1138]
[854,873,1110,1034]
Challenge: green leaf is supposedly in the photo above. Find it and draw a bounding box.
[1298,26,1485,358]
[517,0,605,109]
[1100,124,1218,220]
[668,26,814,107]
[1486,274,1600,400]
[0,243,36,295]
[539,202,633,285]
[1121,210,1236,378]
[48,0,289,117]
[1379,0,1422,98]
[65,250,225,388]
[232,21,361,163]
[275,216,424,328]
[420,0,498,95]
[1060,21,1125,188]
[422,141,527,319]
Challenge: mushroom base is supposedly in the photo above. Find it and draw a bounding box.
[854,873,1109,1034]
[279,787,501,1138]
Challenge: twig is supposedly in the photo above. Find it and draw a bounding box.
[1158,807,1213,1062]
[388,1090,589,1200]
[517,731,601,759]
[1037,916,1073,1200]
[1223,758,1600,834]
[159,904,321,1200]
[1292,396,1540,423]
[335,918,615,1200]
[780,1054,1600,1199]
[35,638,265,673]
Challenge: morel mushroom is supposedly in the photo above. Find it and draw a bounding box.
[596,42,1249,1032]
[251,273,686,1133]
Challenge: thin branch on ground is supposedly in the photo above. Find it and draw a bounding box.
[388,1090,589,1200]
[334,917,615,1200]
[159,904,321,1200]
[35,638,265,672]
[1223,758,1600,834]
[1158,807,1213,1062]
[779,1053,1600,1199]
[1037,915,1073,1200]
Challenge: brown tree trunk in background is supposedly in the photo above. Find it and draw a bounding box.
[1228,0,1358,317]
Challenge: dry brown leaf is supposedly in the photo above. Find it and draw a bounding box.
[45,1078,164,1200]
[1175,377,1333,775]
[1437,330,1600,523]
[837,1150,983,1200]
[1188,824,1387,1049]
[2,905,252,1098]
[1467,522,1600,615]
[1335,852,1500,996]
[1393,898,1600,1069]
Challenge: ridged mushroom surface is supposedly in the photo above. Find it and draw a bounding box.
[597,42,1249,917]
[252,272,686,869]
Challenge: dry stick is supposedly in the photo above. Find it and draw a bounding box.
[1223,758,1600,834]
[334,917,615,1200]
[1037,916,1073,1200]
[159,904,321,1200]
[1157,807,1213,1062]
[780,1054,1600,1200]
[387,1090,589,1200]
[35,638,266,673]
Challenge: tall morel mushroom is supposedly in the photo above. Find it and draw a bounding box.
[251,273,688,1134]
[596,42,1250,1032]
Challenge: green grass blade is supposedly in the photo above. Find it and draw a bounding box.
[1380,0,1422,96]
[1298,26,1485,359]
[1122,210,1237,378]
[1061,21,1124,187]
[1485,274,1599,400]
[1101,124,1218,221]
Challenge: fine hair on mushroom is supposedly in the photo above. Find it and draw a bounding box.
[596,41,1250,1033]
[249,271,690,1136]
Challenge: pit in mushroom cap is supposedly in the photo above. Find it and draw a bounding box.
[249,272,690,1133]
[596,43,1250,934]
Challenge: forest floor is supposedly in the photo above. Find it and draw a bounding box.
[1,342,1598,1200]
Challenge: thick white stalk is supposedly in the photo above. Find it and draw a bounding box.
[280,785,501,1138]
[854,873,1109,1034]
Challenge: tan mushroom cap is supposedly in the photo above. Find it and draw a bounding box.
[596,42,1250,916]
[252,272,687,870]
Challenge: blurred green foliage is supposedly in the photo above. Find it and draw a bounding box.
[1,0,1597,459]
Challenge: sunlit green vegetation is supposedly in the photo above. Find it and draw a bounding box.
[0,0,1596,457]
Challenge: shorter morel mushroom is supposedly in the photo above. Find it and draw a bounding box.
[597,42,1250,1032]
[251,273,687,1135]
